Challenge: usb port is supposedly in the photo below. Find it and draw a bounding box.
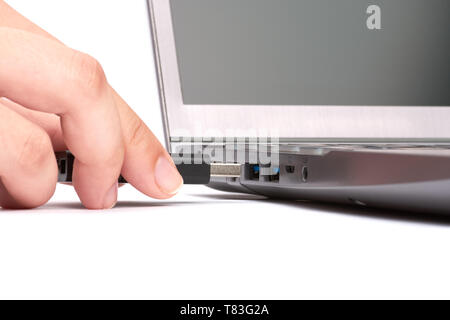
[248,165,260,181]
[268,167,280,182]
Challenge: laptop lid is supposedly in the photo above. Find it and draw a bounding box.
[148,0,450,147]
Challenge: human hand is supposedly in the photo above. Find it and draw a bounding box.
[0,1,183,209]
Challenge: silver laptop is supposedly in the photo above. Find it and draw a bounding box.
[147,0,450,213]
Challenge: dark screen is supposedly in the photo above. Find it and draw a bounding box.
[170,0,450,106]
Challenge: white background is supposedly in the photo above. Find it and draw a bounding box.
[1,0,450,300]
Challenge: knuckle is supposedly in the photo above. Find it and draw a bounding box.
[17,129,52,169]
[69,51,107,98]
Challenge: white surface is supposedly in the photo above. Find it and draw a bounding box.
[1,0,450,300]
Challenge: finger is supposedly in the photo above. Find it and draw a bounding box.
[0,28,124,209]
[3,94,184,198]
[0,97,66,151]
[114,91,183,199]
[0,3,183,198]
[0,101,57,209]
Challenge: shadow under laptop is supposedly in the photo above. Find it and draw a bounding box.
[273,200,450,226]
[190,192,450,227]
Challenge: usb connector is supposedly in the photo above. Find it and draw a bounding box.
[173,161,241,184]
[55,151,242,185]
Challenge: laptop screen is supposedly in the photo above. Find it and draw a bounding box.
[170,0,450,106]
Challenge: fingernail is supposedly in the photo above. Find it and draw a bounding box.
[103,181,118,209]
[155,155,184,195]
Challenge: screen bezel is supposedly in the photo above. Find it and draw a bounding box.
[149,0,450,142]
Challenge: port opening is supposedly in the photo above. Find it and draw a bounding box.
[248,165,260,181]
[285,165,296,174]
[301,166,309,182]
[247,165,280,183]
[266,167,280,182]
[268,172,280,182]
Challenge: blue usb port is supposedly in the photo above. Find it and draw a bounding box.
[248,164,260,181]
[269,167,280,182]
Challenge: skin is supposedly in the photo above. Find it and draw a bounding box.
[0,1,184,210]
